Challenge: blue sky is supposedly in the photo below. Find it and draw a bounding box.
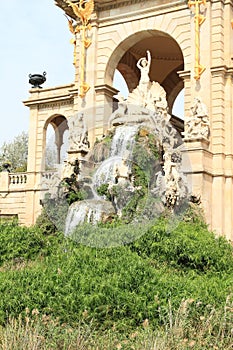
[0,0,73,147]
[0,0,183,148]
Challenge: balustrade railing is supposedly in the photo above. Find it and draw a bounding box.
[9,173,27,186]
[41,171,57,181]
[1,171,58,192]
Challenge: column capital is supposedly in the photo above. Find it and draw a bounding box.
[210,65,228,77]
[225,67,233,78]
[95,84,119,98]
[177,70,191,81]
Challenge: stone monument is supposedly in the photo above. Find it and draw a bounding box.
[0,0,232,240]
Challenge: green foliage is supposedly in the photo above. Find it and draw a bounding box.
[2,300,233,350]
[0,217,233,337]
[130,129,160,196]
[121,187,146,221]
[0,221,61,267]
[66,189,88,205]
[35,209,57,235]
[132,144,156,189]
[102,135,112,145]
[41,195,69,233]
[0,132,28,173]
[96,183,112,200]
[61,161,88,205]
[130,216,233,273]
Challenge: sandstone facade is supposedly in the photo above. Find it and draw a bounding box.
[0,0,233,239]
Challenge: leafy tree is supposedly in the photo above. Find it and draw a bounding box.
[0,132,28,172]
[0,130,65,173]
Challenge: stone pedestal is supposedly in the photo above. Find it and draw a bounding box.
[182,138,212,228]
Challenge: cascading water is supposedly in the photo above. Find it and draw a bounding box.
[65,200,115,236]
[110,125,138,157]
[65,125,139,235]
[93,125,138,188]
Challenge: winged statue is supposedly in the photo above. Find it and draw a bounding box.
[65,0,94,26]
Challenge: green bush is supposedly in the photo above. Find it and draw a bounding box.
[130,217,233,273]
[35,209,57,235]
[0,217,233,334]
[0,221,61,266]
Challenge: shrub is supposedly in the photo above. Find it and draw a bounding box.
[0,217,233,336]
[0,221,61,266]
[130,217,233,273]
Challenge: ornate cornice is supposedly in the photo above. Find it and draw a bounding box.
[95,0,145,11]
[23,95,74,109]
[55,0,182,17]
[55,0,144,14]
[23,83,75,108]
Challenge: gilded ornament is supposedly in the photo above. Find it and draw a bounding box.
[65,0,94,98]
[65,15,77,66]
[188,0,206,80]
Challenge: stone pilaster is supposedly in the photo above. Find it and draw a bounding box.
[94,84,119,141]
[210,66,226,155]
[182,138,213,228]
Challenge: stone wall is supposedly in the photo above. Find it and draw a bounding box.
[1,0,233,239]
[0,171,28,224]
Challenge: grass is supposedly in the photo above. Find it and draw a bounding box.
[0,299,233,349]
[0,211,233,348]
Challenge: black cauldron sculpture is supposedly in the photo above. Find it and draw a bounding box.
[29,72,46,88]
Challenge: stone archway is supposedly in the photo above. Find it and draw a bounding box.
[105,30,184,115]
[43,115,68,170]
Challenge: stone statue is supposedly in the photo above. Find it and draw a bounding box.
[68,112,89,151]
[183,97,209,140]
[146,82,168,112]
[108,94,128,127]
[160,146,185,208]
[107,48,190,210]
[137,50,151,96]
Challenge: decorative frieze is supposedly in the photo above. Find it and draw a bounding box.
[38,99,74,110]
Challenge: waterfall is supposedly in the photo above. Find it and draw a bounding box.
[65,200,115,236]
[65,125,138,235]
[93,125,138,188]
[110,125,138,157]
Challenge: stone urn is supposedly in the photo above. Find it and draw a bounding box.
[29,72,46,88]
[2,162,11,172]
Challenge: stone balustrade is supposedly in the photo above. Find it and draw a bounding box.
[9,173,27,186]
[41,171,56,181]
